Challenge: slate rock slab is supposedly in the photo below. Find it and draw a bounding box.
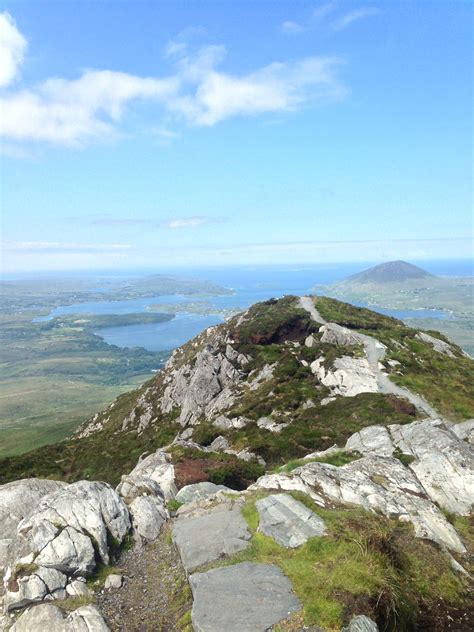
[172,506,250,571]
[175,482,234,504]
[256,493,327,548]
[189,562,301,632]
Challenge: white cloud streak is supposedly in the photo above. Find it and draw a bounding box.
[2,240,131,253]
[332,7,380,31]
[0,12,27,87]
[0,13,346,147]
[163,216,225,229]
[280,21,304,34]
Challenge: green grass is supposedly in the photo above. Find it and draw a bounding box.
[222,392,417,466]
[273,450,361,473]
[213,493,470,631]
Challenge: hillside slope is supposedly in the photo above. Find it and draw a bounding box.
[1,295,472,487]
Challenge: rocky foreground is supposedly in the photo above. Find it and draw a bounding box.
[0,296,473,630]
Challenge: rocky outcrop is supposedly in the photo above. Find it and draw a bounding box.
[346,418,474,516]
[311,356,378,397]
[255,493,327,548]
[117,449,176,502]
[160,334,247,426]
[250,455,466,553]
[10,603,109,631]
[0,479,67,575]
[3,481,130,612]
[416,331,455,357]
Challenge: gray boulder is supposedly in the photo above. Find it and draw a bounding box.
[128,495,168,542]
[416,332,455,357]
[172,505,251,572]
[15,480,130,574]
[342,615,379,631]
[104,573,122,589]
[452,419,474,444]
[4,566,68,611]
[10,603,110,631]
[117,449,176,501]
[0,479,67,574]
[256,493,327,547]
[175,482,234,505]
[189,562,301,631]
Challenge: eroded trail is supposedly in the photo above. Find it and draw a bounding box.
[299,296,439,419]
[97,525,191,631]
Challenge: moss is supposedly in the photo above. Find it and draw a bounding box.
[178,609,193,630]
[167,499,183,512]
[56,595,95,611]
[393,448,415,467]
[86,564,123,590]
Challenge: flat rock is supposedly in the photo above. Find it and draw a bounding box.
[172,505,250,571]
[175,482,233,505]
[256,493,327,548]
[189,562,300,631]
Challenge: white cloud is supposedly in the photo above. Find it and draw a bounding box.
[0,70,179,145]
[280,21,304,34]
[313,3,337,21]
[0,17,346,147]
[163,216,223,229]
[332,7,380,31]
[2,240,130,253]
[0,12,27,87]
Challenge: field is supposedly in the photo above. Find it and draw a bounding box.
[0,274,233,457]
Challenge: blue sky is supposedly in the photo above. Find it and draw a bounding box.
[0,0,472,273]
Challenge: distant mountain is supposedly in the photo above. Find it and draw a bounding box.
[344,260,433,284]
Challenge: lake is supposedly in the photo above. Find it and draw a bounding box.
[35,262,454,352]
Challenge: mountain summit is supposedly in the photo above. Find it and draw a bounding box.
[346,260,433,284]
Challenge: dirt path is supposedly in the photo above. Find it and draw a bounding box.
[299,296,439,419]
[97,524,191,631]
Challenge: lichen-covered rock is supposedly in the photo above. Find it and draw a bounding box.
[175,482,234,505]
[172,504,251,572]
[346,418,474,516]
[117,449,176,501]
[189,562,301,631]
[0,479,67,574]
[319,322,364,347]
[251,455,465,553]
[416,332,455,357]
[4,566,68,611]
[128,495,168,542]
[10,603,110,632]
[15,481,130,575]
[342,614,379,632]
[255,493,327,547]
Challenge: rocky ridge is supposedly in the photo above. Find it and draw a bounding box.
[1,296,473,630]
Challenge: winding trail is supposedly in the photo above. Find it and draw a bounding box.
[299,296,439,419]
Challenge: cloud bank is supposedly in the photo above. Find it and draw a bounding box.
[0,13,27,87]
